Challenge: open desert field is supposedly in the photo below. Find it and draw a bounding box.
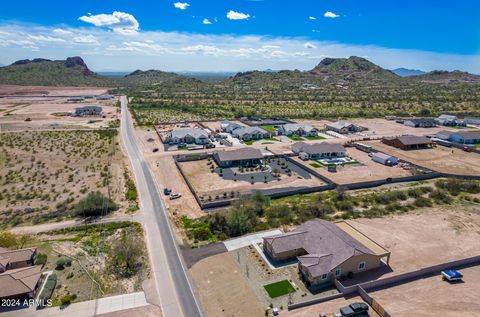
[346,205,480,275]
[371,265,480,317]
[0,129,129,227]
[0,96,119,131]
[178,156,327,201]
[293,147,413,185]
[0,84,109,96]
[366,140,480,175]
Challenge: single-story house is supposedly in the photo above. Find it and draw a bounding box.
[0,265,42,301]
[232,127,270,141]
[263,219,390,288]
[464,117,480,126]
[213,148,264,168]
[0,248,37,272]
[168,128,209,145]
[73,105,103,117]
[220,120,242,133]
[278,124,318,137]
[95,94,113,100]
[434,130,455,141]
[325,121,367,134]
[371,152,398,166]
[448,131,480,144]
[382,135,433,150]
[292,142,346,159]
[403,118,437,128]
[0,248,42,301]
[435,115,465,126]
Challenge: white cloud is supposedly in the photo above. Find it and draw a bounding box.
[53,28,73,35]
[72,35,99,45]
[226,10,251,20]
[202,18,212,25]
[324,11,340,18]
[174,2,189,10]
[0,23,479,74]
[309,16,316,20]
[28,35,66,43]
[79,11,139,34]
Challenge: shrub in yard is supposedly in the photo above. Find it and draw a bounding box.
[60,293,77,306]
[35,253,48,266]
[37,274,57,308]
[55,257,72,270]
[107,228,144,277]
[74,191,119,217]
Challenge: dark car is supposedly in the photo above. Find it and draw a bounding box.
[204,143,216,149]
[340,302,369,317]
[152,148,159,152]
[163,188,172,195]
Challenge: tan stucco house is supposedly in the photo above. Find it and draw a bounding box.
[263,219,390,289]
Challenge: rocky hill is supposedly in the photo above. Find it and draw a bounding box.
[0,57,111,86]
[411,70,480,83]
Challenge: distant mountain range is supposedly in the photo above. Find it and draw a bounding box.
[0,56,479,88]
[392,68,426,77]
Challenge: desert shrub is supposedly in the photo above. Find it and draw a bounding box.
[55,257,72,270]
[107,228,144,277]
[435,179,480,196]
[414,197,433,208]
[428,189,452,204]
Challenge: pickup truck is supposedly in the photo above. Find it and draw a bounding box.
[340,302,369,317]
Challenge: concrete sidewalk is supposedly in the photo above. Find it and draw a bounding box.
[1,292,149,317]
[223,229,282,251]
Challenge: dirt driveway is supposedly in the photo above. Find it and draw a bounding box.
[190,252,264,317]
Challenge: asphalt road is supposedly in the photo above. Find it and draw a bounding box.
[120,96,202,317]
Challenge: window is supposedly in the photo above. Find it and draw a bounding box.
[359,261,366,270]
[335,268,341,277]
[321,273,328,280]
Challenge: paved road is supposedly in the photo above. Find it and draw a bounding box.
[120,96,202,317]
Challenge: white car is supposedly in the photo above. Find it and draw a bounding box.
[169,193,182,200]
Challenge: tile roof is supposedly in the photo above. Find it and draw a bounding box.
[0,248,36,264]
[280,123,316,133]
[232,126,268,137]
[293,142,346,155]
[171,128,208,139]
[0,265,42,298]
[214,148,264,162]
[264,219,375,278]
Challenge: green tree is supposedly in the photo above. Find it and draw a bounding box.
[74,191,119,218]
[107,229,143,277]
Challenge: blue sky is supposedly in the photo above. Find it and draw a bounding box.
[0,0,479,72]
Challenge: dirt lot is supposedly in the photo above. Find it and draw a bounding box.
[293,147,413,185]
[366,140,480,176]
[0,96,119,131]
[178,157,327,199]
[0,85,109,96]
[190,252,265,317]
[134,127,203,219]
[372,265,480,316]
[350,118,473,138]
[346,205,480,275]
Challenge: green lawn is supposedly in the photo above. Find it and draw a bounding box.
[245,137,279,145]
[244,140,255,145]
[288,135,304,141]
[260,125,277,133]
[475,143,480,148]
[309,162,322,168]
[263,280,296,298]
[304,135,325,140]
